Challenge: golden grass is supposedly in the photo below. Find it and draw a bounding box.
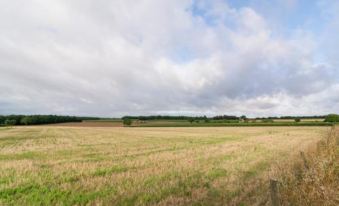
[269,126,339,206]
[0,126,331,205]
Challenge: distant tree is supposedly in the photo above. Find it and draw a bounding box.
[0,116,5,125]
[123,118,132,126]
[20,116,32,125]
[188,118,194,124]
[324,114,339,122]
[212,115,238,120]
[294,118,301,123]
[4,119,16,126]
[240,115,248,123]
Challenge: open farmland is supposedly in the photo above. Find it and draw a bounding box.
[47,121,123,127]
[0,126,331,205]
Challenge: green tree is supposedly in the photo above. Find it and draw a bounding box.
[0,116,5,125]
[4,119,16,126]
[324,114,339,122]
[20,116,32,125]
[123,118,132,126]
[240,115,247,122]
[294,118,301,123]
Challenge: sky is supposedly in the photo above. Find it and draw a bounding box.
[0,0,338,117]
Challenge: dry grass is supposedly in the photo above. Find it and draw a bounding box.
[269,126,339,206]
[44,121,123,127]
[0,126,331,205]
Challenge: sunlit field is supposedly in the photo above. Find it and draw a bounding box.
[0,126,330,205]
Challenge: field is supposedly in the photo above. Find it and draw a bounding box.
[131,119,331,127]
[47,121,122,127]
[26,118,331,128]
[0,126,332,205]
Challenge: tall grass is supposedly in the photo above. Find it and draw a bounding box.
[270,126,338,205]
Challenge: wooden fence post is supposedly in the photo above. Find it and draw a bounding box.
[270,179,280,206]
[300,151,309,170]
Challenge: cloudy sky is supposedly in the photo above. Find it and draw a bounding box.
[0,0,338,117]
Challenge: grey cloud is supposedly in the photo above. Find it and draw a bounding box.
[0,0,338,117]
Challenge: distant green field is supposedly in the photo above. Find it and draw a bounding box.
[133,121,333,127]
[83,119,122,122]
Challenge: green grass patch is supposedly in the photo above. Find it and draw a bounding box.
[92,165,129,177]
[83,119,121,123]
[0,151,45,161]
[0,183,115,206]
[207,168,228,180]
[0,170,16,186]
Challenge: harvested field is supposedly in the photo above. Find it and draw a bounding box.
[0,126,330,205]
[45,121,123,127]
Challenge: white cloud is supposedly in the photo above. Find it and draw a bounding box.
[0,0,338,117]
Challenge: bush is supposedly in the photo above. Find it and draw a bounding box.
[123,118,132,126]
[324,114,339,122]
[294,118,301,122]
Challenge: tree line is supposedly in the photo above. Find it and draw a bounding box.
[122,114,338,126]
[122,115,240,121]
[122,115,328,121]
[0,115,99,126]
[256,115,326,120]
[1,114,337,127]
[324,114,339,122]
[122,115,208,121]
